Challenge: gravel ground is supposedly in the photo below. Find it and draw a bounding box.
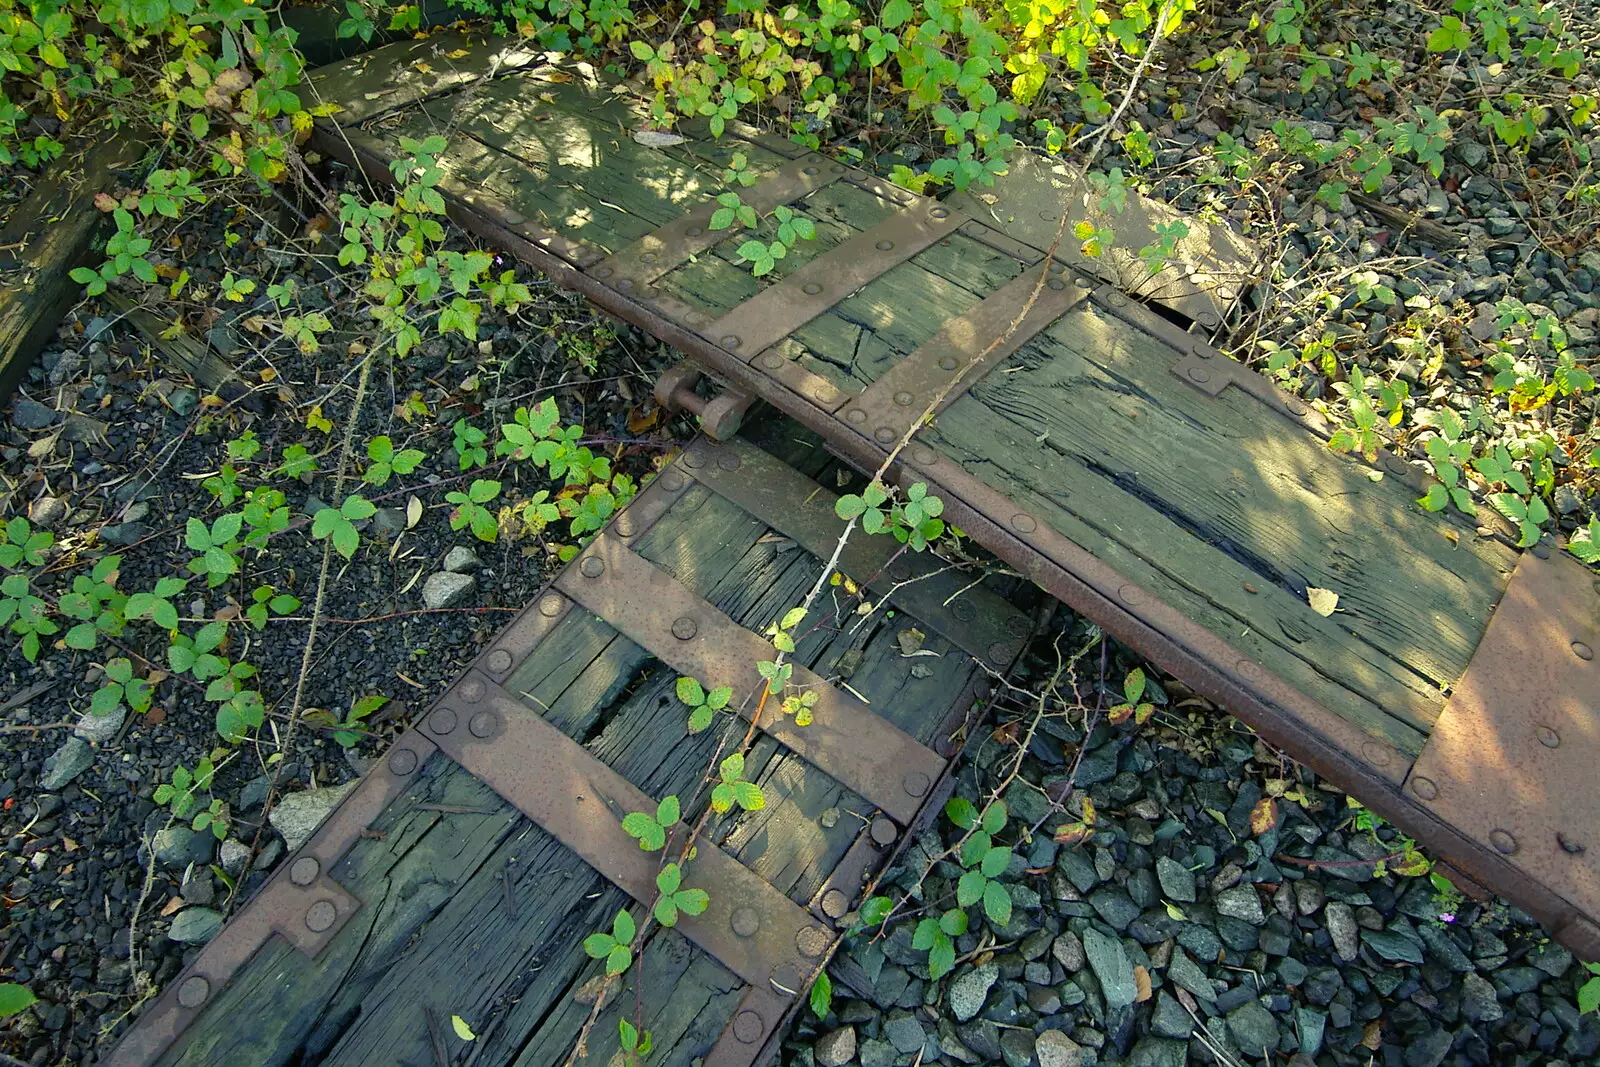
[0,158,679,1063]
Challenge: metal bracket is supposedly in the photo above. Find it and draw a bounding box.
[678,436,1030,667]
[589,152,851,287]
[554,532,945,825]
[420,673,833,991]
[840,264,1091,447]
[103,730,440,1067]
[1404,548,1600,928]
[655,363,753,442]
[706,203,965,362]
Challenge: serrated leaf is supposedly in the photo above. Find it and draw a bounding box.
[583,932,615,958]
[677,888,709,915]
[956,868,987,907]
[928,931,955,978]
[960,830,991,867]
[860,896,893,926]
[945,797,978,829]
[981,800,1007,834]
[980,845,1012,878]
[1249,797,1279,835]
[939,908,969,937]
[705,685,732,710]
[657,794,680,827]
[912,916,939,950]
[982,880,1013,926]
[606,945,632,975]
[687,705,713,733]
[810,970,833,1018]
[676,676,706,706]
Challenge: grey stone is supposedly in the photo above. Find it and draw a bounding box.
[1277,956,1308,988]
[27,496,67,529]
[1531,941,1573,978]
[1226,999,1280,1054]
[1324,901,1359,961]
[956,1020,1002,1061]
[1088,888,1140,931]
[1054,848,1099,894]
[74,703,126,745]
[1214,885,1265,925]
[1461,973,1502,1022]
[1167,948,1213,1001]
[883,1015,923,1054]
[1403,1027,1452,1067]
[218,838,251,877]
[254,837,284,870]
[1034,1030,1084,1067]
[11,397,58,430]
[998,1029,1035,1067]
[422,571,475,609]
[1295,1007,1326,1056]
[180,868,215,906]
[1051,932,1085,972]
[1458,140,1488,168]
[857,1038,895,1067]
[1126,1036,1187,1067]
[816,1028,856,1067]
[269,781,360,851]
[238,775,271,810]
[369,507,408,541]
[167,907,225,944]
[1362,928,1423,965]
[1498,964,1544,995]
[1082,928,1137,1010]
[1416,923,1472,972]
[443,545,483,573]
[948,963,998,1022]
[1127,868,1159,909]
[1150,992,1192,1039]
[1485,216,1519,237]
[152,823,214,868]
[1155,856,1195,903]
[1176,922,1222,962]
[40,737,94,789]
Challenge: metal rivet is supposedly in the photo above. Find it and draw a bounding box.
[732,1011,764,1044]
[941,601,974,625]
[930,207,950,219]
[1011,513,1037,533]
[617,278,635,292]
[938,357,958,371]
[1188,367,1211,385]
[1189,341,1211,359]
[1286,400,1308,417]
[1361,742,1392,768]
[539,594,564,617]
[659,471,687,492]
[830,164,846,174]
[761,352,785,370]
[469,711,498,738]
[875,240,895,251]
[1412,776,1438,801]
[1559,833,1586,855]
[964,223,988,236]
[177,976,210,1009]
[804,166,820,175]
[672,617,698,640]
[796,926,831,957]
[682,449,704,469]
[305,900,338,933]
[846,408,867,424]
[580,557,605,578]
[803,282,823,295]
[871,816,898,847]
[889,560,913,581]
[290,857,320,886]
[1039,211,1059,222]
[1108,291,1127,307]
[640,252,659,264]
[1574,641,1594,661]
[1536,725,1560,748]
[1199,312,1219,327]
[1489,829,1518,855]
[1236,658,1263,680]
[1048,278,1066,290]
[615,514,636,538]
[1007,616,1030,636]
[911,446,938,466]
[502,212,525,226]
[892,391,913,407]
[1533,544,1551,559]
[721,335,742,349]
[1049,261,1065,275]
[459,679,484,704]
[874,427,896,445]
[486,649,514,673]
[770,964,802,997]
[1074,275,1091,288]
[1118,584,1143,606]
[821,889,850,919]
[593,267,613,279]
[429,708,458,734]
[685,226,703,237]
[988,642,1011,664]
[713,451,739,472]
[387,748,419,775]
[732,907,761,937]
[902,772,930,798]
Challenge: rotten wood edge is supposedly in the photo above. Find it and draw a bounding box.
[308,121,1600,961]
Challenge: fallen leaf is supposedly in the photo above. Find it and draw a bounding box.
[406,495,424,529]
[992,720,1022,746]
[1133,966,1152,1003]
[1306,586,1339,616]
[633,129,687,147]
[1249,796,1279,835]
[144,706,167,726]
[451,1016,476,1041]
[1362,1021,1382,1051]
[160,896,184,917]
[626,405,660,433]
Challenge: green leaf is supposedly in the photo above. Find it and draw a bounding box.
[451,1015,476,1040]
[606,945,632,975]
[927,930,956,978]
[583,932,616,958]
[622,812,665,850]
[980,845,1012,878]
[687,705,714,733]
[0,983,37,1017]
[835,494,867,520]
[677,888,709,915]
[676,676,706,705]
[939,908,969,937]
[956,868,987,907]
[912,916,939,950]
[860,896,893,926]
[960,830,991,867]
[657,794,680,827]
[945,797,978,829]
[613,908,636,945]
[810,970,833,1018]
[705,685,732,710]
[982,879,1013,925]
[1579,975,1600,1015]
[981,800,1007,835]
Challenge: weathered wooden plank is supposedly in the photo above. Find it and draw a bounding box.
[309,31,546,126]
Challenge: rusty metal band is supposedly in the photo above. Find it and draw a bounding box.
[422,672,833,991]
[307,118,1600,958]
[677,436,1029,667]
[553,532,944,825]
[590,153,851,286]
[840,266,1091,448]
[705,203,966,362]
[103,730,440,1067]
[1404,549,1600,921]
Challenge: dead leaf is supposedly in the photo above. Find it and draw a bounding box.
[144,706,167,726]
[1133,966,1152,1003]
[1361,1021,1382,1051]
[1249,796,1279,835]
[159,896,184,917]
[406,495,423,529]
[1052,822,1089,846]
[992,721,1022,746]
[632,129,687,147]
[1306,586,1339,616]
[626,405,660,433]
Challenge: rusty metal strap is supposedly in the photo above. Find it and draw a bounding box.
[589,153,852,287]
[554,532,944,825]
[841,266,1091,448]
[103,731,441,1067]
[706,203,966,362]
[1404,549,1600,925]
[419,673,833,992]
[677,436,1029,668]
